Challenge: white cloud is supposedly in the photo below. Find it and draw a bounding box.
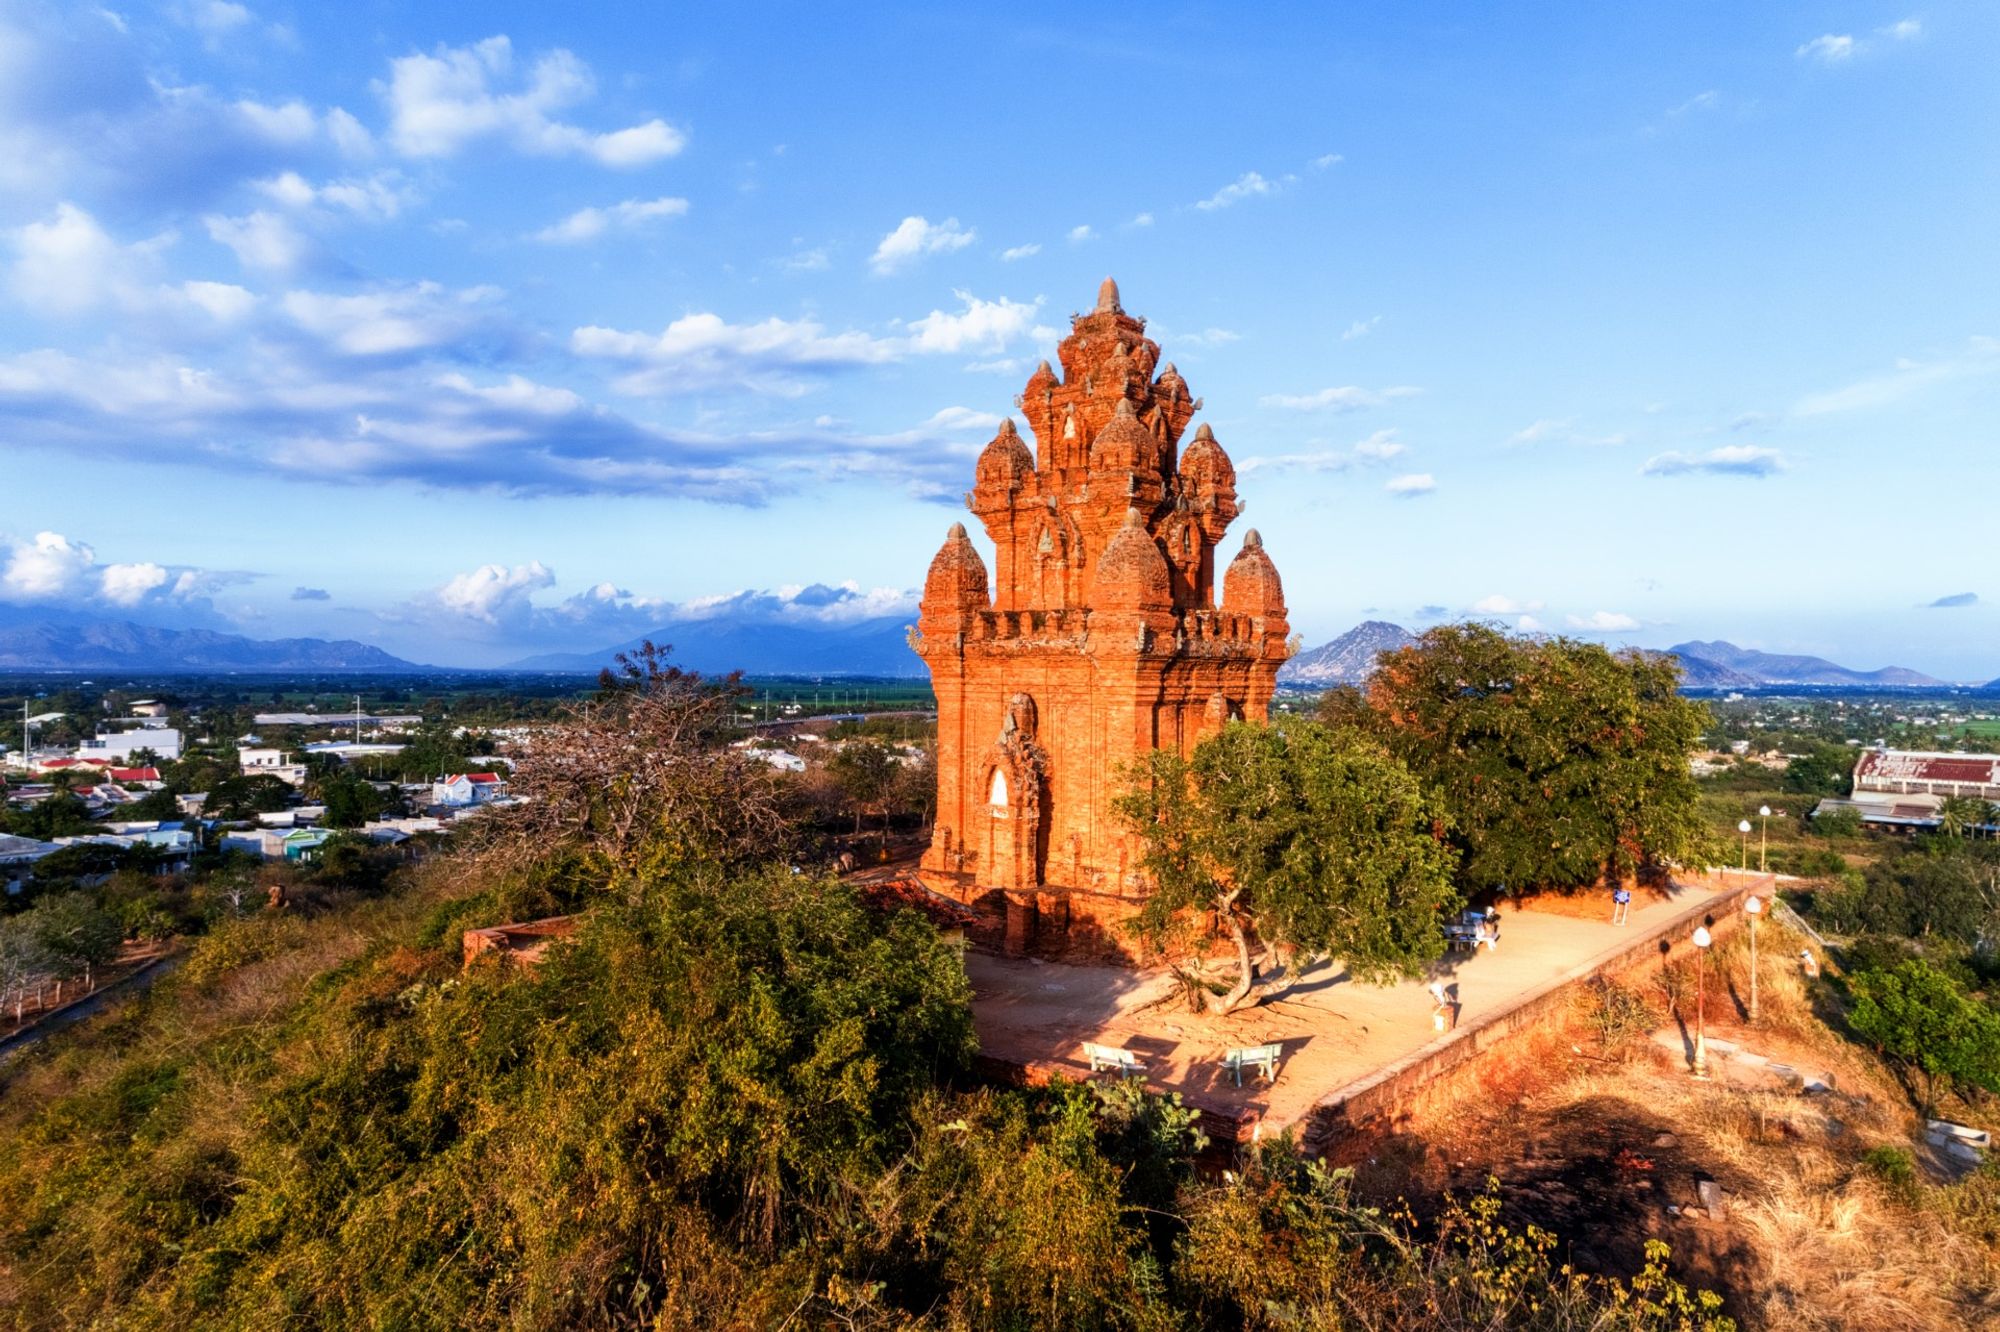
[1666,90,1720,118]
[532,195,690,244]
[780,245,830,272]
[1884,18,1921,40]
[1341,315,1381,340]
[9,202,141,313]
[176,279,257,321]
[1130,212,1154,227]
[1,531,97,601]
[253,170,412,220]
[1565,610,1640,632]
[869,215,975,274]
[906,292,1042,354]
[999,242,1041,261]
[1507,417,1572,446]
[1312,153,1343,170]
[0,531,217,611]
[1385,473,1436,498]
[100,561,169,606]
[434,560,555,624]
[1172,327,1242,347]
[281,281,503,357]
[1471,594,1544,615]
[1066,224,1095,243]
[1260,384,1420,411]
[1195,171,1283,210]
[1796,33,1856,63]
[576,291,1040,394]
[204,209,312,272]
[1640,444,1786,477]
[377,35,684,166]
[1793,338,2000,416]
[1352,430,1404,460]
[1517,615,1545,632]
[573,311,900,396]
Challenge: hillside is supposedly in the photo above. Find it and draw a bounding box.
[1279,620,1415,685]
[0,618,420,672]
[1668,640,1945,688]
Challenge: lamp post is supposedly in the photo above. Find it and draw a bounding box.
[1744,894,1764,1022]
[1758,804,1772,873]
[1691,924,1713,1078]
[1738,819,1752,872]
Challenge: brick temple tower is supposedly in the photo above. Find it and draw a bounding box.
[913,278,1291,953]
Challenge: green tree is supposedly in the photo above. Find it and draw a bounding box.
[1118,720,1460,1013]
[828,738,898,841]
[203,774,294,820]
[1325,623,1712,894]
[30,892,122,987]
[1783,743,1855,796]
[321,773,384,829]
[1938,794,1987,840]
[1848,958,2000,1114]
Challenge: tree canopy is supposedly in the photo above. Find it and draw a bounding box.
[1118,719,1460,1010]
[1323,623,1713,895]
[1848,958,2000,1114]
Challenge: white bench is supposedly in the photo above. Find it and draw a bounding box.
[1223,1042,1282,1086]
[1083,1041,1146,1078]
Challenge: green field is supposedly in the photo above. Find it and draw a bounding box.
[1961,720,2000,741]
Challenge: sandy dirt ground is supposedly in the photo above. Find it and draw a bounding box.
[968,871,1762,1134]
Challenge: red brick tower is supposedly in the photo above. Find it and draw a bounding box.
[914,279,1291,953]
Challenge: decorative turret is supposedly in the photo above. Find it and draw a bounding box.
[1095,276,1122,313]
[974,418,1035,490]
[1221,528,1286,621]
[1088,398,1155,473]
[1093,508,1173,613]
[919,522,990,632]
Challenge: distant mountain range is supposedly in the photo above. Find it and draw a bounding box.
[1279,624,1959,690]
[1663,640,1945,689]
[510,615,922,677]
[1278,620,1415,685]
[0,617,418,672]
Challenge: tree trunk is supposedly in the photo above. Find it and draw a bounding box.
[1211,908,1258,1015]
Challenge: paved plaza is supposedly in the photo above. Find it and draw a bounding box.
[969,871,1766,1139]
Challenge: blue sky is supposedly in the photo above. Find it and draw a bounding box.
[1,2,1996,675]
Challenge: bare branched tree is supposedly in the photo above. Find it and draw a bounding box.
[474,642,790,891]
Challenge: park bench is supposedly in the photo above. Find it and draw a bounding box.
[1083,1041,1146,1078]
[1222,1042,1283,1086]
[1446,909,1499,952]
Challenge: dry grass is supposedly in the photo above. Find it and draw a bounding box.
[1353,919,2000,1332]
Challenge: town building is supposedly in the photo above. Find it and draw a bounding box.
[1812,747,2000,832]
[914,279,1290,952]
[432,772,506,807]
[239,746,310,787]
[77,727,183,762]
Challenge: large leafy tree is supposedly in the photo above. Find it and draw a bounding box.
[1848,958,2000,1114]
[1324,623,1712,895]
[1117,720,1460,1012]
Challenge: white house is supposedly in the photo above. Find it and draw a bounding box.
[432,773,506,807]
[239,747,310,787]
[78,728,183,762]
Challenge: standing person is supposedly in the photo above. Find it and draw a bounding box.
[1428,980,1450,1033]
[1613,885,1632,926]
[1799,948,1819,978]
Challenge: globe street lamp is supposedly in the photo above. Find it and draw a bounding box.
[1758,804,1772,873]
[1738,819,1752,872]
[1691,924,1714,1078]
[1744,894,1764,1022]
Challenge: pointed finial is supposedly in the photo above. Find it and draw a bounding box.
[1095,276,1121,312]
[1160,362,1178,377]
[1242,528,1263,550]
[1122,506,1146,528]
[1035,359,1053,375]
[996,417,1017,437]
[947,522,967,539]
[1193,423,1214,441]
[1114,397,1137,418]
